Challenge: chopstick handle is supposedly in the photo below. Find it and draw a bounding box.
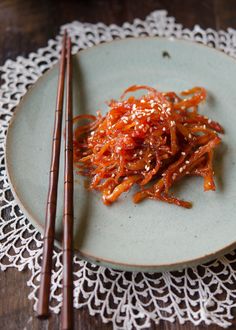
[37,32,67,318]
[61,36,74,330]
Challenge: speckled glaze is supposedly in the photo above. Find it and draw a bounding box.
[5,37,236,271]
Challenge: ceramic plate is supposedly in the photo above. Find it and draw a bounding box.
[5,37,236,272]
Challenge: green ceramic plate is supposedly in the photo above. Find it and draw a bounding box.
[5,37,236,272]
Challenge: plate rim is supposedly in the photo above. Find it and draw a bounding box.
[5,36,236,272]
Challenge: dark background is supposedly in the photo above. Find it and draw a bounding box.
[1,0,236,329]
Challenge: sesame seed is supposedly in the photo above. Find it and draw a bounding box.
[188,133,192,138]
[132,104,137,110]
[150,100,156,107]
[170,120,175,127]
[166,108,171,114]
[185,160,190,164]
[181,152,186,156]
[208,119,212,124]
[140,99,145,103]
[163,127,166,131]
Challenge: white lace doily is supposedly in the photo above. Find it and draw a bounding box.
[1,10,236,329]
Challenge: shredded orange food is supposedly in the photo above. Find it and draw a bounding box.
[73,85,224,208]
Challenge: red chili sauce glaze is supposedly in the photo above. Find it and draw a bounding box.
[73,85,224,208]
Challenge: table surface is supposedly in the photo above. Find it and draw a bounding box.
[1,0,236,329]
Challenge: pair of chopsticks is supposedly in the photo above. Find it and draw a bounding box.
[37,31,74,330]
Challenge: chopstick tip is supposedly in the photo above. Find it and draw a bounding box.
[37,312,50,320]
[37,300,50,319]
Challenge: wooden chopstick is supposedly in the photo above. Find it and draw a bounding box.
[37,31,67,319]
[37,32,75,329]
[61,35,74,330]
